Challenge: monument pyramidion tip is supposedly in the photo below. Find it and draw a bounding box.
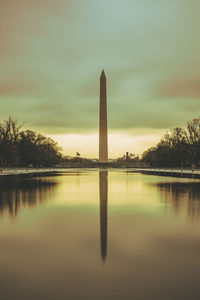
[101,69,106,78]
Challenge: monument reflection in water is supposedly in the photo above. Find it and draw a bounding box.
[99,170,108,262]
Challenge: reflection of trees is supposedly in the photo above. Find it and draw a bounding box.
[0,177,58,218]
[99,171,108,262]
[156,182,200,221]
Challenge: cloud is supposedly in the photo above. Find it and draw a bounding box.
[0,80,41,97]
[0,0,200,147]
[159,78,200,99]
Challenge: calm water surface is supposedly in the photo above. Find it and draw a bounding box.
[0,169,200,300]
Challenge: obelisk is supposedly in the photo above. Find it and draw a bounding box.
[99,70,108,162]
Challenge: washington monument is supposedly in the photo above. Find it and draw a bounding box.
[99,70,108,162]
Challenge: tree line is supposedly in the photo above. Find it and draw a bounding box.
[1,116,200,168]
[141,118,200,168]
[0,118,62,167]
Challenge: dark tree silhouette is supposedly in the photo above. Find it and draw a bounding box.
[142,118,200,168]
[0,118,62,167]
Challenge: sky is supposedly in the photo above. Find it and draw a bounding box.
[0,0,200,158]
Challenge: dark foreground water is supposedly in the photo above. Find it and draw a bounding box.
[0,169,200,300]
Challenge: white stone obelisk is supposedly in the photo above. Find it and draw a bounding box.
[99,70,108,162]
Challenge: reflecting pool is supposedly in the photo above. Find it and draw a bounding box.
[0,169,200,300]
